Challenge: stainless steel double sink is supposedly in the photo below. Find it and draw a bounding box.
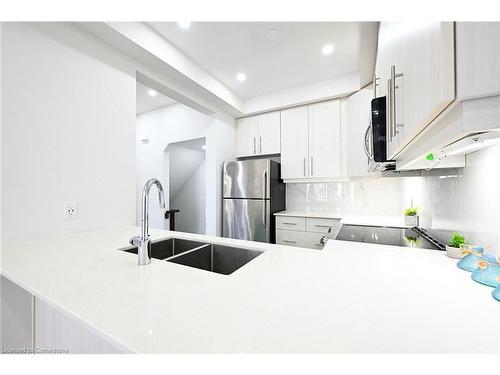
[120,237,263,275]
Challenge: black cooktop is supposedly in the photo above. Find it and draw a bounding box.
[335,224,447,250]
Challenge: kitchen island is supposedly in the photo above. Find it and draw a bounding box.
[2,227,499,353]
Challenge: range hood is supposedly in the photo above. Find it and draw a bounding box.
[438,130,500,158]
[396,96,500,171]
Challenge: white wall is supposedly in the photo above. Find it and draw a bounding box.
[167,141,205,200]
[170,160,206,234]
[167,141,206,234]
[1,23,137,245]
[287,143,500,255]
[136,103,236,235]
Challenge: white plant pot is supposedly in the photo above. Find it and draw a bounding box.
[404,215,419,227]
[446,245,463,259]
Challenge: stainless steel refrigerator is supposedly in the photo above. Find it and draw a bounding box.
[222,159,286,243]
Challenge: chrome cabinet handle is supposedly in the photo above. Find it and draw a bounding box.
[283,240,297,244]
[253,137,256,154]
[389,65,404,140]
[387,78,393,142]
[314,225,332,228]
[259,136,262,154]
[310,157,314,176]
[282,222,297,225]
[303,157,306,176]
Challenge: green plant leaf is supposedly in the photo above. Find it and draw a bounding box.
[403,207,418,216]
[448,232,466,248]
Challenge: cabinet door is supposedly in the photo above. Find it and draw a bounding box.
[308,100,341,178]
[1,276,34,351]
[280,106,309,179]
[257,111,280,155]
[375,23,399,100]
[236,116,258,157]
[34,297,130,353]
[385,22,455,159]
[344,87,373,177]
[456,22,500,100]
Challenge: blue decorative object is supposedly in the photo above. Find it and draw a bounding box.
[493,286,500,302]
[457,246,484,272]
[471,254,500,287]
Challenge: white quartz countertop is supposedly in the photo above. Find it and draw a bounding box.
[2,227,499,353]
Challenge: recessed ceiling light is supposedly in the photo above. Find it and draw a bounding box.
[322,44,335,56]
[148,89,157,97]
[236,73,246,82]
[177,21,191,29]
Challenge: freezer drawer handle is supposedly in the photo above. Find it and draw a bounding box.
[262,170,267,227]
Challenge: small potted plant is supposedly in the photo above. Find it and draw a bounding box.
[446,232,466,259]
[403,207,419,227]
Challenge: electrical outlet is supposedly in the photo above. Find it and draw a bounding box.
[64,201,78,220]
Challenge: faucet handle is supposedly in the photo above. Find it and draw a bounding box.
[129,236,141,246]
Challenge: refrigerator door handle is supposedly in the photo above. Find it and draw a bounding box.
[262,170,267,227]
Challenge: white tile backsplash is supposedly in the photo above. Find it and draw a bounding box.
[286,143,500,255]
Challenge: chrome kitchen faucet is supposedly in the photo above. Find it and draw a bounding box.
[130,178,166,265]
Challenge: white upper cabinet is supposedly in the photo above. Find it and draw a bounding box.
[281,100,342,181]
[257,111,281,155]
[308,101,341,178]
[456,22,500,100]
[281,106,309,179]
[343,87,374,177]
[236,112,280,157]
[236,116,258,157]
[377,22,455,159]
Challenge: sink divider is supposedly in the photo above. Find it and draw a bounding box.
[165,243,212,262]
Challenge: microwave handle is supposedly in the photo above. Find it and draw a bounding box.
[363,122,374,160]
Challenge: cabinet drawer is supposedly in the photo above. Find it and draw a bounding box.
[276,216,306,231]
[300,232,326,250]
[276,229,304,247]
[276,230,325,250]
[306,217,341,233]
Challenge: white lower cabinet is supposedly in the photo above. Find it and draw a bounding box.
[0,276,129,354]
[276,230,324,250]
[276,216,340,250]
[1,276,34,352]
[34,297,130,354]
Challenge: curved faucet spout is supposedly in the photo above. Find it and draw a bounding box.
[143,178,166,210]
[132,178,166,266]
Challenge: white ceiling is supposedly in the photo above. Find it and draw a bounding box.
[136,82,177,115]
[147,22,369,99]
